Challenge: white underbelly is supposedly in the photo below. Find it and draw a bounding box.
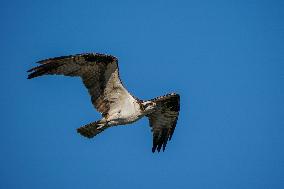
[106,113,142,126]
[107,101,143,126]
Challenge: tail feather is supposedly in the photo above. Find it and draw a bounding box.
[77,121,107,138]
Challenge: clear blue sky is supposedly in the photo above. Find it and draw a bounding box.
[1,0,283,188]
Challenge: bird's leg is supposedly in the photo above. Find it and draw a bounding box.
[96,119,109,130]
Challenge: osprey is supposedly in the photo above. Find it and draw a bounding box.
[27,53,180,152]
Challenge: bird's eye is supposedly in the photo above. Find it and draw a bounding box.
[146,102,153,108]
[144,103,151,108]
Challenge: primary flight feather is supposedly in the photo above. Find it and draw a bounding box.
[27,53,180,152]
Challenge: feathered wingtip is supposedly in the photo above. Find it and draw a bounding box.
[27,55,66,79]
[151,129,169,153]
[27,53,119,79]
[27,62,60,79]
[27,66,40,79]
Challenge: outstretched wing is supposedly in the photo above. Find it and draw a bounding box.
[147,93,180,153]
[27,53,135,117]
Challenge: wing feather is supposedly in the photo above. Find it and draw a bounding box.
[147,93,180,152]
[27,53,135,116]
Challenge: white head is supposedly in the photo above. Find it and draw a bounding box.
[142,101,156,114]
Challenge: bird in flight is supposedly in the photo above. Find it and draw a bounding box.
[27,53,180,152]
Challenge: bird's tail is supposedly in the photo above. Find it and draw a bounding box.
[77,121,108,138]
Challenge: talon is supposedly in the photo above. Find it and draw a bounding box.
[97,122,109,129]
[97,125,104,130]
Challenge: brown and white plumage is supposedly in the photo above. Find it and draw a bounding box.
[27,53,180,152]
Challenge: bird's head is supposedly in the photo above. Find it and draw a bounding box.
[142,101,156,114]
